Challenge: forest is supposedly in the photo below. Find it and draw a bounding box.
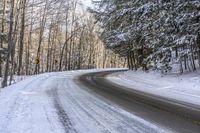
[92,0,200,73]
[0,0,200,88]
[0,0,125,87]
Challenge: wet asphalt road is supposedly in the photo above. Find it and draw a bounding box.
[78,70,200,133]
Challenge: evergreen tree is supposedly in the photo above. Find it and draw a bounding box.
[92,0,200,73]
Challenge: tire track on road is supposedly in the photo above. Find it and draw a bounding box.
[47,89,77,133]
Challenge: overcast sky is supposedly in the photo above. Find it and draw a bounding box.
[81,0,92,7]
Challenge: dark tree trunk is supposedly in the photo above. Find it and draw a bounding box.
[2,0,15,88]
[0,0,7,77]
[17,0,26,75]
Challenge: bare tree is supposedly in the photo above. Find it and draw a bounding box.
[2,0,15,87]
[17,0,27,75]
[0,0,7,77]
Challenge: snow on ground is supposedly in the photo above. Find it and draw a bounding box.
[107,69,200,107]
[0,75,30,88]
[0,69,173,133]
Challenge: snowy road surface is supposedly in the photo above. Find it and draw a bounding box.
[0,69,199,133]
[80,71,200,133]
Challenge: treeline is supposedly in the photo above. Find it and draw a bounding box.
[92,0,200,73]
[0,0,125,87]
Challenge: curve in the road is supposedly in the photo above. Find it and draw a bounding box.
[78,70,200,133]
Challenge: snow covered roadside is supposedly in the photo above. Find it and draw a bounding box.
[107,70,200,107]
[0,69,173,133]
[0,75,30,88]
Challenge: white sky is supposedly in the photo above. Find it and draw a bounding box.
[81,0,92,7]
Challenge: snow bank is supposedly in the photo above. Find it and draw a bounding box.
[107,69,200,106]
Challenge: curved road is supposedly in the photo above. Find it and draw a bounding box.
[0,70,200,133]
[78,70,200,133]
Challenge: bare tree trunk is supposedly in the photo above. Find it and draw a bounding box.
[52,45,56,71]
[60,8,69,71]
[34,0,48,74]
[77,29,84,69]
[190,45,196,71]
[17,0,26,75]
[130,52,134,70]
[0,0,7,77]
[180,58,183,74]
[131,51,137,70]
[59,40,66,71]
[197,33,200,67]
[46,24,52,72]
[26,0,34,75]
[123,58,127,68]
[68,1,77,70]
[9,0,20,85]
[49,47,53,72]
[2,0,15,88]
[103,50,107,68]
